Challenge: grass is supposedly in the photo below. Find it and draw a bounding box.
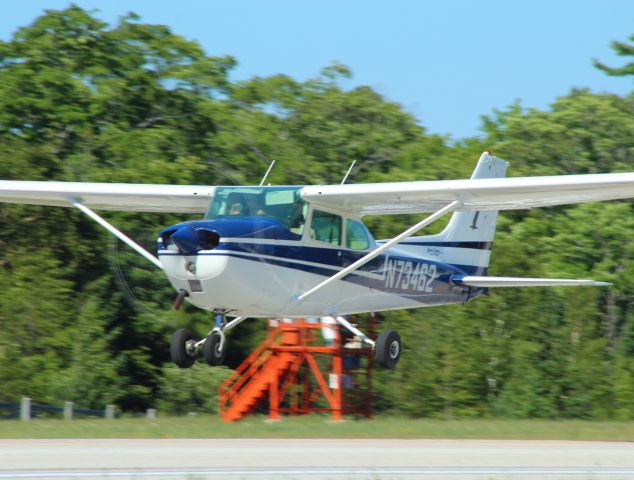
[2,415,634,440]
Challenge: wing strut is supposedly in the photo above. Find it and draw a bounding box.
[70,199,163,270]
[296,200,460,303]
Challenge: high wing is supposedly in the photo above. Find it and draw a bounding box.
[0,181,215,213]
[301,155,634,216]
[2,153,633,216]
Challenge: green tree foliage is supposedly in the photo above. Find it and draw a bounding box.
[0,8,632,419]
[0,6,235,410]
[0,248,75,404]
[594,33,634,77]
[157,364,231,415]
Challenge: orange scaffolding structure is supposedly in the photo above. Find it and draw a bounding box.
[218,319,373,422]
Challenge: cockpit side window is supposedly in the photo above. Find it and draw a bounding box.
[311,210,342,246]
[346,219,371,250]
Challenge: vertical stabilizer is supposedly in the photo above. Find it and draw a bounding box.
[394,152,508,275]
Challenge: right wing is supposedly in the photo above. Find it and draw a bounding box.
[301,153,634,216]
[0,181,216,213]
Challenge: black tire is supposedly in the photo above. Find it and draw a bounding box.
[170,328,197,368]
[203,331,225,366]
[374,329,402,369]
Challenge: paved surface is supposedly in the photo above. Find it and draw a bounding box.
[0,439,633,479]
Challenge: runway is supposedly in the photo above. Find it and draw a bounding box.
[1,438,633,479]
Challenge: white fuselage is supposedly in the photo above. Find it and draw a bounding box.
[158,236,478,318]
[156,184,489,318]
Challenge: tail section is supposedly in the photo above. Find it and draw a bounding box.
[396,152,509,275]
[437,152,508,245]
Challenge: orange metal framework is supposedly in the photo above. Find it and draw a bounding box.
[218,319,373,422]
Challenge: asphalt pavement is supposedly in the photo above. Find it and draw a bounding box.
[1,438,633,479]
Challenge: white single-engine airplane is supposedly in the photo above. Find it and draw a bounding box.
[1,152,633,369]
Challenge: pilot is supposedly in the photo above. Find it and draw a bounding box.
[229,203,243,216]
[287,201,305,234]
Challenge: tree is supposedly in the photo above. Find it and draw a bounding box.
[0,248,75,403]
[0,5,238,411]
[594,33,634,78]
[1,6,633,419]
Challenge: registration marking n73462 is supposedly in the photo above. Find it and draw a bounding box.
[383,256,437,293]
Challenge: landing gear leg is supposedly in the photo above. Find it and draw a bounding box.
[202,330,225,366]
[331,316,402,369]
[198,314,248,367]
[200,314,225,366]
[169,314,247,368]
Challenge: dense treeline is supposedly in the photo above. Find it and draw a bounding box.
[0,7,632,418]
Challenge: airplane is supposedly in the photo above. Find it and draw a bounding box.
[0,151,633,370]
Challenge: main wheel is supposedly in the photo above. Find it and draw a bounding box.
[374,329,402,369]
[170,328,197,369]
[203,331,225,366]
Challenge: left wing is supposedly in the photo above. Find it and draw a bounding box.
[301,155,634,216]
[0,181,216,213]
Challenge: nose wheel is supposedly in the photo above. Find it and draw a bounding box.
[202,331,225,366]
[170,314,246,368]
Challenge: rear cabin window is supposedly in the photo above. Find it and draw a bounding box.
[346,219,371,250]
[311,210,341,246]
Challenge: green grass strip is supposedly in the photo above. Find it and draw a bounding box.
[2,415,634,440]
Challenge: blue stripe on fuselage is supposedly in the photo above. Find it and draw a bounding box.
[159,241,487,276]
[383,240,493,250]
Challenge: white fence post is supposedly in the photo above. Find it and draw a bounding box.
[63,401,74,421]
[20,397,31,421]
[146,408,157,419]
[105,405,115,420]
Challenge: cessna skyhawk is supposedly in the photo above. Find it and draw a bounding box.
[0,152,632,369]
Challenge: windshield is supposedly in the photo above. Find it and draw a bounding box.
[205,186,308,234]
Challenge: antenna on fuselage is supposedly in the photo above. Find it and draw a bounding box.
[340,160,356,185]
[259,160,276,186]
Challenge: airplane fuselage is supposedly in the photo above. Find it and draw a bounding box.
[157,216,483,317]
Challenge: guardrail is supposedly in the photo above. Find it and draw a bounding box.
[0,401,19,420]
[0,398,157,421]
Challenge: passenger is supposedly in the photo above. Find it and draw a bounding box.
[229,203,243,216]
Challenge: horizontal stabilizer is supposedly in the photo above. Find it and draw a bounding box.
[451,275,611,288]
